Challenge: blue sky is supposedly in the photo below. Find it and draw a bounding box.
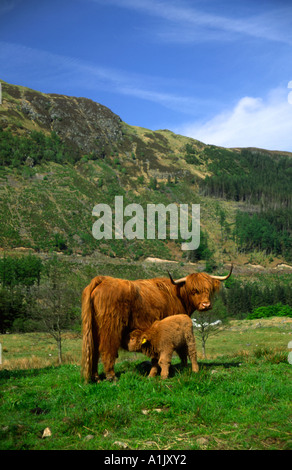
[1,0,292,150]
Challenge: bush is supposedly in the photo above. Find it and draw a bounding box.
[0,254,42,288]
[247,302,292,320]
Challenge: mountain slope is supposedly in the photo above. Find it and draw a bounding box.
[0,79,291,266]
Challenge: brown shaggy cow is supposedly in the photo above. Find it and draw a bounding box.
[81,265,232,382]
[127,314,199,379]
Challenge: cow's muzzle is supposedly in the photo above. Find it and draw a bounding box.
[198,302,211,311]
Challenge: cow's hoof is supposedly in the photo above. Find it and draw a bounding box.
[106,375,118,383]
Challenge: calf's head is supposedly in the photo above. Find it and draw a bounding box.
[127,330,147,352]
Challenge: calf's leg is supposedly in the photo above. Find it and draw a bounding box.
[186,332,199,373]
[158,351,172,379]
[148,357,159,377]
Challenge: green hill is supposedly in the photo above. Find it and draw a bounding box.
[0,79,291,267]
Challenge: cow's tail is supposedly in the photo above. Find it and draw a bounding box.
[81,276,104,382]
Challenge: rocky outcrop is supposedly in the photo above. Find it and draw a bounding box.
[0,80,123,155]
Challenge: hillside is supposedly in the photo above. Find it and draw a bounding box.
[0,79,291,268]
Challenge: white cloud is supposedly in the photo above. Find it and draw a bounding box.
[178,87,292,151]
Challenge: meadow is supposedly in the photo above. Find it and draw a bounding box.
[0,317,291,451]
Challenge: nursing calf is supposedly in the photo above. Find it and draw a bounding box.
[127,314,199,379]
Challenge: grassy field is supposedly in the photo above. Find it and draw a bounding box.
[0,318,291,451]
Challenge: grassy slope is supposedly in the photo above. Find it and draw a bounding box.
[0,320,291,450]
[1,362,291,450]
[0,155,237,262]
[1,79,291,266]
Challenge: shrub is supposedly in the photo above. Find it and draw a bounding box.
[247,302,292,320]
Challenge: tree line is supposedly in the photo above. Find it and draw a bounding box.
[234,209,292,261]
[1,254,291,335]
[217,278,292,319]
[200,147,292,209]
[195,147,292,260]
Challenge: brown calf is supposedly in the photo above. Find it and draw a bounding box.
[127,314,199,379]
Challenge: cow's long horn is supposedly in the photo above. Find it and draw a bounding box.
[168,271,187,285]
[209,264,233,281]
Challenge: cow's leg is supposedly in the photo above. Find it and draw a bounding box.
[148,357,159,377]
[92,350,99,382]
[99,321,126,381]
[99,333,120,381]
[158,351,172,379]
[101,350,117,381]
[92,323,100,381]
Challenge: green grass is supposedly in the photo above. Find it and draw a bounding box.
[0,321,291,450]
[200,319,292,358]
[0,360,291,450]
